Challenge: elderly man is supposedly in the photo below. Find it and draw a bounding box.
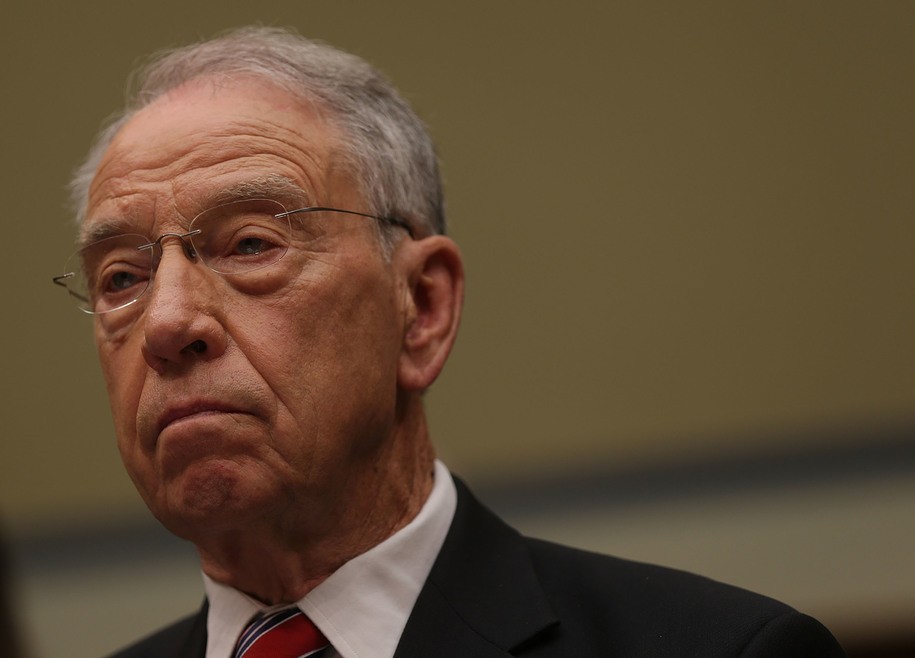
[56,26,845,658]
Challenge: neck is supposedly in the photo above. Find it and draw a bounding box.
[195,398,436,604]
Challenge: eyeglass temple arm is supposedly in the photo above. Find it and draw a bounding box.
[277,206,415,239]
[52,273,90,304]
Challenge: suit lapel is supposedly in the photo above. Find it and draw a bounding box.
[394,478,558,657]
[170,600,208,658]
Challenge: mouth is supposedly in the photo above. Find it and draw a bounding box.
[155,401,249,438]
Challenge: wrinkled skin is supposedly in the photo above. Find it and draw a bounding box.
[85,76,463,602]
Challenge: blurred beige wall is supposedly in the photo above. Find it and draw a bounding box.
[1,2,914,655]
[3,0,912,526]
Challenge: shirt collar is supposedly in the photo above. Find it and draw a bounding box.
[204,460,457,658]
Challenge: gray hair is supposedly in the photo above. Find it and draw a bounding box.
[69,26,446,240]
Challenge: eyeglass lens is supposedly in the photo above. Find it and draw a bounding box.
[59,199,291,314]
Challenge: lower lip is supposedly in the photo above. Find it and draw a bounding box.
[159,410,247,437]
[155,410,256,465]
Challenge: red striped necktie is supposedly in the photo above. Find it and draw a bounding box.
[233,607,328,658]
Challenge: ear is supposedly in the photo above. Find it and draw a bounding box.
[397,236,465,391]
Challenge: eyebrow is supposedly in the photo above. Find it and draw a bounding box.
[210,174,312,208]
[80,174,314,247]
[79,217,140,248]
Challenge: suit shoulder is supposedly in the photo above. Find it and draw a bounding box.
[522,537,845,657]
[105,609,205,658]
[525,536,788,613]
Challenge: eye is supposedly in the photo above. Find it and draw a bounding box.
[69,234,153,313]
[87,259,150,313]
[235,236,270,256]
[85,243,150,297]
[109,270,142,291]
[190,198,291,274]
[223,227,284,259]
[97,263,149,296]
[200,222,289,274]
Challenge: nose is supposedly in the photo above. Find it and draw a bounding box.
[140,239,227,371]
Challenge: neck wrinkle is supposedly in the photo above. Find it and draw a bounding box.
[197,396,436,604]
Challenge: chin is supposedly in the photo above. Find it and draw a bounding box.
[154,459,274,537]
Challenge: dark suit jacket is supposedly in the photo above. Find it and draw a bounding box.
[108,478,846,657]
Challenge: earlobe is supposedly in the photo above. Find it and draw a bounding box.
[398,236,464,391]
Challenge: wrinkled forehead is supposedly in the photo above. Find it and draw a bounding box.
[79,174,314,246]
[82,76,354,241]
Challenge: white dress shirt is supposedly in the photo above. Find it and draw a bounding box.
[203,460,457,658]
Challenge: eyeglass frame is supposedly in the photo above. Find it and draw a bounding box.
[52,201,416,315]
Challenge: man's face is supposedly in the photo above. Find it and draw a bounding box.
[86,77,411,539]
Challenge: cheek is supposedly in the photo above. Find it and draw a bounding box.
[289,263,401,383]
[233,259,403,443]
[95,324,147,457]
[254,252,401,359]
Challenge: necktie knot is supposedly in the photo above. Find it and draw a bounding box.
[234,607,328,658]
